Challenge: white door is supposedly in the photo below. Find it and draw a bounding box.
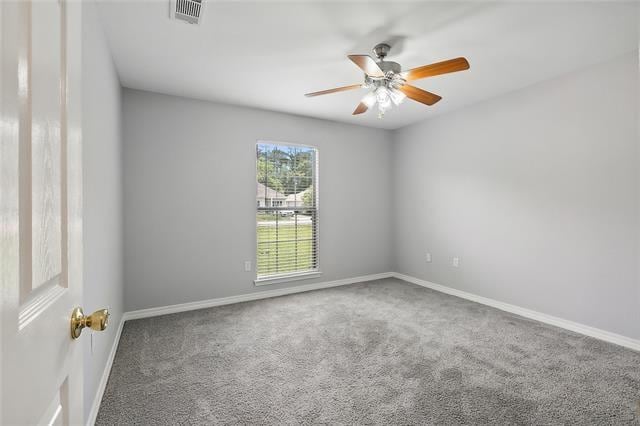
[1,0,84,424]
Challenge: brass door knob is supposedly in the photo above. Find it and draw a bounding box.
[70,307,109,339]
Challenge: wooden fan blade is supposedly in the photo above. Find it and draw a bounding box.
[353,102,368,115]
[348,55,385,78]
[353,92,376,115]
[403,57,470,81]
[305,84,362,97]
[399,85,442,106]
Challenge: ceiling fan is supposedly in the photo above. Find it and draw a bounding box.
[305,43,470,118]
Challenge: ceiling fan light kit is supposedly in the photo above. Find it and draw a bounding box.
[305,43,470,118]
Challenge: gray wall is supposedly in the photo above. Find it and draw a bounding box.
[122,89,393,311]
[82,2,124,422]
[392,52,640,340]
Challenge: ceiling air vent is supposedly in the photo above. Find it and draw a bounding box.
[170,0,204,25]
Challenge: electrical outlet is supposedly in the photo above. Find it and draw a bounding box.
[452,257,460,268]
[425,253,432,263]
[244,261,252,272]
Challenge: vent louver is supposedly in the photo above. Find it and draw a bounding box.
[170,0,203,25]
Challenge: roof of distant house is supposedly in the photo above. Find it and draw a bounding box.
[285,186,312,202]
[256,182,286,199]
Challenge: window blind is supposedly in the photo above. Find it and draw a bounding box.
[256,142,318,279]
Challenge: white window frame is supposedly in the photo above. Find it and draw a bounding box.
[254,140,320,285]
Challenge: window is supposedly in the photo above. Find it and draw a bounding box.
[256,142,318,281]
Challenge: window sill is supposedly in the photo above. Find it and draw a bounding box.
[254,271,322,286]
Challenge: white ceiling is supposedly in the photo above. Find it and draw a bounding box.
[97,1,639,130]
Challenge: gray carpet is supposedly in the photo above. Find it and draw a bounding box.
[97,278,640,425]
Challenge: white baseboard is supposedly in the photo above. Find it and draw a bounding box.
[86,316,125,426]
[123,272,394,321]
[392,272,640,352]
